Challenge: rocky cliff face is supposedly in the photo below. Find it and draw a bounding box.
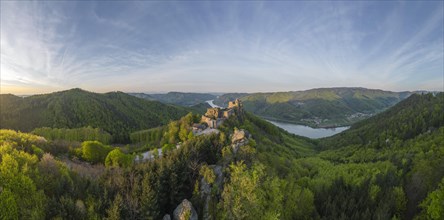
[231,128,250,153]
[200,165,224,220]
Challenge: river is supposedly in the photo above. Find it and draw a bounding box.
[267,120,349,139]
[206,100,220,108]
[205,100,348,139]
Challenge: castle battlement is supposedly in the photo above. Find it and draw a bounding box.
[201,99,243,128]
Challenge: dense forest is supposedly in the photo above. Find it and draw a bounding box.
[214,87,412,127]
[0,89,189,142]
[320,93,444,149]
[32,127,114,145]
[0,92,442,219]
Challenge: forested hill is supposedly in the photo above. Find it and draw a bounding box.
[314,92,444,219]
[0,88,189,142]
[130,92,216,106]
[320,92,444,150]
[214,87,412,127]
[1,92,443,219]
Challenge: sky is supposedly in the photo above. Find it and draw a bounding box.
[1,1,443,95]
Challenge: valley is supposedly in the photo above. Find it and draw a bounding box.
[0,90,442,219]
[213,87,412,127]
[134,88,413,129]
[2,1,442,219]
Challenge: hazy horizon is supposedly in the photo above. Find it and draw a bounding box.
[2,86,439,97]
[1,1,443,95]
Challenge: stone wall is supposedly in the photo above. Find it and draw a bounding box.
[201,99,243,128]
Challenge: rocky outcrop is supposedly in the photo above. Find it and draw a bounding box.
[231,129,250,153]
[231,129,246,143]
[200,165,223,220]
[200,165,223,195]
[173,199,198,220]
[163,214,171,220]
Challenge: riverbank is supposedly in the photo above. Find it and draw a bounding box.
[266,119,349,139]
[259,115,354,129]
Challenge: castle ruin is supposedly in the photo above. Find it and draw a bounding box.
[201,99,243,128]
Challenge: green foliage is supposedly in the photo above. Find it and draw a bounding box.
[282,181,315,220]
[0,88,189,143]
[0,91,442,220]
[36,153,74,198]
[311,93,444,219]
[0,188,19,220]
[218,161,263,219]
[189,102,213,115]
[393,186,407,217]
[0,129,48,153]
[0,145,46,219]
[31,145,45,157]
[321,93,444,150]
[81,141,112,164]
[218,162,285,220]
[130,127,164,145]
[199,165,216,185]
[105,149,133,168]
[161,144,176,154]
[106,193,123,220]
[237,113,315,175]
[33,126,113,144]
[131,113,199,147]
[419,178,444,219]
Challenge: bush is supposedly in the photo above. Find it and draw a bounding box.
[81,141,112,164]
[105,148,133,168]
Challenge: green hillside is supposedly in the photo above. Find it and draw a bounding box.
[0,104,315,219]
[188,102,212,114]
[130,92,216,106]
[215,88,412,127]
[314,92,444,219]
[0,88,189,142]
[1,91,442,219]
[320,93,444,150]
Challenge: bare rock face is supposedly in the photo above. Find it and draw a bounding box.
[231,129,246,144]
[163,214,171,220]
[231,129,250,153]
[173,199,198,220]
[200,165,223,220]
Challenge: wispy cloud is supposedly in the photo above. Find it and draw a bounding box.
[1,1,443,94]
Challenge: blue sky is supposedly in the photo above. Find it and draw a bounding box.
[1,1,443,94]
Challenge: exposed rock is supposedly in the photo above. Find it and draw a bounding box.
[200,165,224,195]
[163,214,171,220]
[212,165,224,188]
[75,200,86,214]
[231,129,250,153]
[200,165,223,220]
[36,136,47,144]
[231,129,246,144]
[173,199,198,220]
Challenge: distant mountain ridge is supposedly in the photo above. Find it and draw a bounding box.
[130,92,216,106]
[0,88,189,142]
[214,87,413,127]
